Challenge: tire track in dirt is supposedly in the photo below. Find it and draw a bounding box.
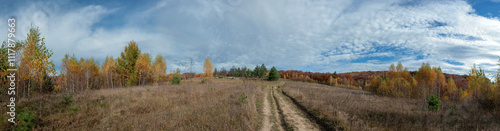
[261,86,273,131]
[270,87,284,131]
[261,86,284,131]
[273,86,320,131]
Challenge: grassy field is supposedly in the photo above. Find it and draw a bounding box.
[280,80,500,130]
[2,79,499,130]
[1,79,269,130]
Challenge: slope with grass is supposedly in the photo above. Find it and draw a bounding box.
[1,79,264,130]
[280,80,500,130]
[3,79,498,130]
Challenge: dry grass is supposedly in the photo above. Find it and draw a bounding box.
[4,79,497,130]
[1,79,265,130]
[280,80,500,130]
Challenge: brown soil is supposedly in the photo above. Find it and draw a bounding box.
[260,82,319,131]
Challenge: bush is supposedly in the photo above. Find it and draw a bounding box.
[171,75,182,85]
[62,93,72,105]
[17,109,36,131]
[476,87,499,110]
[450,105,456,115]
[238,92,248,104]
[42,73,54,93]
[428,94,441,111]
[368,76,382,92]
[376,80,390,95]
[54,85,63,92]
[268,66,280,81]
[70,102,79,111]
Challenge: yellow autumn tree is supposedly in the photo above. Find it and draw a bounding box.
[101,56,117,88]
[60,54,82,92]
[19,25,55,97]
[83,57,100,89]
[135,53,152,86]
[368,62,420,98]
[388,63,397,79]
[60,54,70,91]
[117,40,141,86]
[328,76,334,86]
[328,75,337,86]
[203,57,213,81]
[445,77,461,101]
[152,54,166,85]
[467,64,486,97]
[414,63,434,98]
[467,64,499,109]
[434,67,447,97]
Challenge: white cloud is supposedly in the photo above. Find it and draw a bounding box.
[2,2,167,71]
[1,0,499,75]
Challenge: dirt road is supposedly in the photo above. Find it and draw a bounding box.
[261,86,274,131]
[261,85,319,131]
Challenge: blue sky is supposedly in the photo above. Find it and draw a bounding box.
[1,0,500,76]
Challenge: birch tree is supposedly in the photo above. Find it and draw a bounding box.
[203,57,213,81]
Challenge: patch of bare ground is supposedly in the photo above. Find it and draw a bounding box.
[273,86,320,131]
[270,87,284,131]
[0,79,263,130]
[261,81,321,131]
[261,86,273,131]
[280,80,500,130]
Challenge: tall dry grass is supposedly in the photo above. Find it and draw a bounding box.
[280,81,500,130]
[0,79,263,130]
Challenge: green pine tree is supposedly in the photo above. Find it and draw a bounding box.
[260,64,267,78]
[268,66,280,81]
[253,65,260,78]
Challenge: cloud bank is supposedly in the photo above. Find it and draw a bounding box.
[1,0,500,76]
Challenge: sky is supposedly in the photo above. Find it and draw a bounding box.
[1,0,500,77]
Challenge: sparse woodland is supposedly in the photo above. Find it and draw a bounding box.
[280,61,500,111]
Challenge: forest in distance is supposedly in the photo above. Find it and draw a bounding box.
[1,25,500,130]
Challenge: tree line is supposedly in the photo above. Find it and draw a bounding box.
[214,64,267,78]
[279,61,500,110]
[0,26,168,97]
[212,64,279,81]
[1,25,280,99]
[369,62,499,110]
[57,40,169,93]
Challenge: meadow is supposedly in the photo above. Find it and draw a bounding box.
[280,80,500,130]
[1,79,265,130]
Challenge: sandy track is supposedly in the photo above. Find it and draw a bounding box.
[273,86,319,131]
[261,86,273,131]
[261,86,284,131]
[261,84,319,131]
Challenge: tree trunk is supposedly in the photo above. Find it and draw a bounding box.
[28,78,31,98]
[111,72,114,88]
[40,77,43,93]
[71,74,74,93]
[23,79,26,98]
[107,72,110,88]
[86,73,89,90]
[142,75,146,86]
